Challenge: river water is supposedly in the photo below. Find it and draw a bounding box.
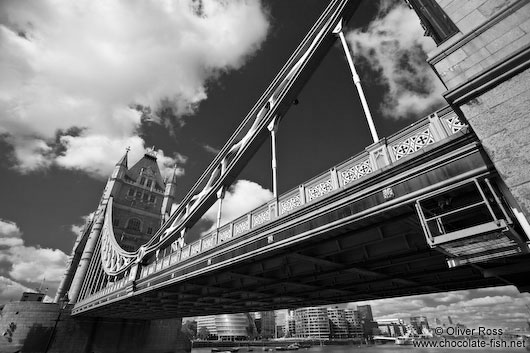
[192,342,526,353]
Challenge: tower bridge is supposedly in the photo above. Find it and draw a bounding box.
[54,0,530,319]
[69,106,529,319]
[9,0,527,351]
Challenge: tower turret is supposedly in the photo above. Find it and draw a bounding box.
[102,148,129,201]
[161,165,178,222]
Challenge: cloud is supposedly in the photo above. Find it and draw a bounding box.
[350,286,530,329]
[201,180,273,232]
[0,0,270,178]
[0,276,32,303]
[0,219,68,301]
[346,0,446,118]
[0,219,21,238]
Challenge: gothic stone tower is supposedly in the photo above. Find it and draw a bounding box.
[55,149,178,303]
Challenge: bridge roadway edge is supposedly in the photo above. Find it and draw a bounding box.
[0,301,191,353]
[71,130,525,319]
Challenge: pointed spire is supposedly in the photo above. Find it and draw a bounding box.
[168,164,178,185]
[116,147,129,168]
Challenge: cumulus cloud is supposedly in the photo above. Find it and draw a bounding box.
[350,286,530,329]
[346,0,446,118]
[0,219,68,301]
[200,180,273,233]
[0,276,32,303]
[0,0,270,177]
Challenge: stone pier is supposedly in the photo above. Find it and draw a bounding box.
[0,301,191,353]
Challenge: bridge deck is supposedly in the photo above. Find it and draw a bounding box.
[72,117,530,319]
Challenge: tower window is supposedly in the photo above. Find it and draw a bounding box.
[135,190,142,198]
[140,177,146,185]
[146,179,152,188]
[406,0,458,44]
[142,193,149,202]
[127,218,141,231]
[150,195,156,203]
[128,188,134,196]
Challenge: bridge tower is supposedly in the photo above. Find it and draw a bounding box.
[58,149,178,303]
[407,0,530,235]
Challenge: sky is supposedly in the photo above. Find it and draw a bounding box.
[0,0,529,329]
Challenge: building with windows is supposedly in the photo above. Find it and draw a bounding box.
[294,307,330,339]
[355,305,378,337]
[197,316,218,339]
[344,308,363,338]
[356,305,373,321]
[410,316,430,334]
[106,149,177,251]
[285,310,296,337]
[376,319,407,337]
[55,148,178,302]
[327,308,349,338]
[260,311,276,339]
[197,314,252,341]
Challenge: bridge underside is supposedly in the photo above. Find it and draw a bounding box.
[76,135,530,319]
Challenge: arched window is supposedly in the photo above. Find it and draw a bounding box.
[127,218,141,231]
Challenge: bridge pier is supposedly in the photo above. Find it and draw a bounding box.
[424,0,530,224]
[0,301,191,353]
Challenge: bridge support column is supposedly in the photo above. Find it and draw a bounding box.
[68,207,106,303]
[216,187,226,229]
[268,116,280,198]
[54,226,86,302]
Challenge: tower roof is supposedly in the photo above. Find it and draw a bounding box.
[125,152,165,190]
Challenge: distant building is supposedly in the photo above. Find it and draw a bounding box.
[260,311,275,339]
[197,314,252,341]
[357,305,374,321]
[20,292,46,302]
[276,325,285,338]
[285,310,296,337]
[410,316,430,334]
[344,308,363,338]
[376,318,407,337]
[197,316,217,339]
[294,307,330,339]
[356,305,378,337]
[327,308,348,338]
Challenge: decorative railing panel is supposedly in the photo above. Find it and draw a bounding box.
[252,205,272,227]
[338,157,373,186]
[233,216,251,237]
[279,189,303,216]
[389,126,435,161]
[305,174,335,202]
[218,225,232,243]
